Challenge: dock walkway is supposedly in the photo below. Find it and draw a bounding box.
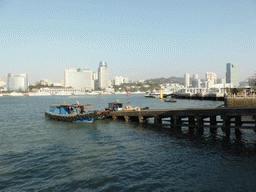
[107,107,256,137]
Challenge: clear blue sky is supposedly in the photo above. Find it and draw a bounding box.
[1,0,255,83]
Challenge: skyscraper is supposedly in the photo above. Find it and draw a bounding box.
[193,74,198,80]
[226,63,239,87]
[64,67,92,89]
[7,73,28,91]
[98,61,109,89]
[184,73,190,87]
[205,72,217,87]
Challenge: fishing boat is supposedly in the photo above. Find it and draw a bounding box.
[45,103,94,123]
[105,101,126,111]
[163,99,177,102]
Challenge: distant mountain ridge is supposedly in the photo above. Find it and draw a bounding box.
[144,77,184,84]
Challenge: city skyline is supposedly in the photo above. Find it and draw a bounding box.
[1,0,255,83]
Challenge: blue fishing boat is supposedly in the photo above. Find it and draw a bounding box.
[45,103,94,123]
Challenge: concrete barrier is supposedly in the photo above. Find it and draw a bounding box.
[225,97,256,107]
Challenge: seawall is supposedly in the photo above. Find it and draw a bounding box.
[224,97,256,107]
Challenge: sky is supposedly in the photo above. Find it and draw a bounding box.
[0,0,255,83]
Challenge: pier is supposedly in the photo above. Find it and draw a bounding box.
[107,107,256,137]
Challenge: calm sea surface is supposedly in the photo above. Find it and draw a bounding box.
[1,94,256,191]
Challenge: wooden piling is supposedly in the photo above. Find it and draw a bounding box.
[222,115,231,137]
[210,116,217,134]
[188,116,195,133]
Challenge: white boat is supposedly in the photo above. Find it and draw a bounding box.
[115,91,126,94]
[131,91,145,94]
[0,94,3,97]
[27,92,51,96]
[101,91,112,95]
[87,92,100,95]
[73,92,87,96]
[9,92,24,96]
[55,91,72,96]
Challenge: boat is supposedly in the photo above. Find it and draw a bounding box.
[72,92,87,96]
[55,91,72,96]
[45,103,94,123]
[105,101,126,111]
[9,92,24,96]
[27,91,51,96]
[163,99,177,102]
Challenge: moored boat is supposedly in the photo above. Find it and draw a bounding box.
[163,98,177,102]
[45,103,94,123]
[105,101,126,111]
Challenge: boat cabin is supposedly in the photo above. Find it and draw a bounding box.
[50,104,93,115]
[106,102,125,111]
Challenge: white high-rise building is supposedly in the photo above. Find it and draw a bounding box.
[7,73,28,92]
[226,63,239,87]
[193,74,198,80]
[114,76,124,85]
[184,73,190,87]
[64,67,93,90]
[92,72,98,80]
[123,77,129,83]
[98,61,109,89]
[205,72,217,87]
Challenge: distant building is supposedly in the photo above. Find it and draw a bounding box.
[217,77,226,84]
[40,79,52,86]
[123,77,129,83]
[98,61,109,89]
[92,72,98,80]
[114,76,124,85]
[193,74,198,80]
[7,73,28,92]
[226,63,239,87]
[64,67,93,90]
[205,72,217,87]
[192,78,201,88]
[184,73,190,87]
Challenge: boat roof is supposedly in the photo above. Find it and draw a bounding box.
[52,104,92,107]
[108,102,125,104]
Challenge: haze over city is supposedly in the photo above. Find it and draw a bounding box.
[1,0,255,83]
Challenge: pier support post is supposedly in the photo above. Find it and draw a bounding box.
[188,116,195,133]
[253,116,256,133]
[222,116,231,138]
[138,116,145,123]
[154,116,162,125]
[124,116,130,122]
[195,116,204,136]
[210,116,217,134]
[171,116,181,132]
[235,116,242,139]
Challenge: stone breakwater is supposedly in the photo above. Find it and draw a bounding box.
[225,97,256,107]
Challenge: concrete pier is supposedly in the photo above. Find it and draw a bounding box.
[107,107,256,138]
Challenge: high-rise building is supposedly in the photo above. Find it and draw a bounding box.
[205,72,217,87]
[7,73,28,91]
[184,73,190,87]
[114,76,124,85]
[226,63,239,87]
[193,74,198,80]
[217,77,226,84]
[98,61,109,89]
[64,67,92,89]
[92,72,98,80]
[123,77,129,83]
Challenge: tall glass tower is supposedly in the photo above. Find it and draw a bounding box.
[98,61,109,89]
[226,63,239,87]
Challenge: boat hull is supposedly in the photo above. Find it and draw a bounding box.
[45,112,94,123]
